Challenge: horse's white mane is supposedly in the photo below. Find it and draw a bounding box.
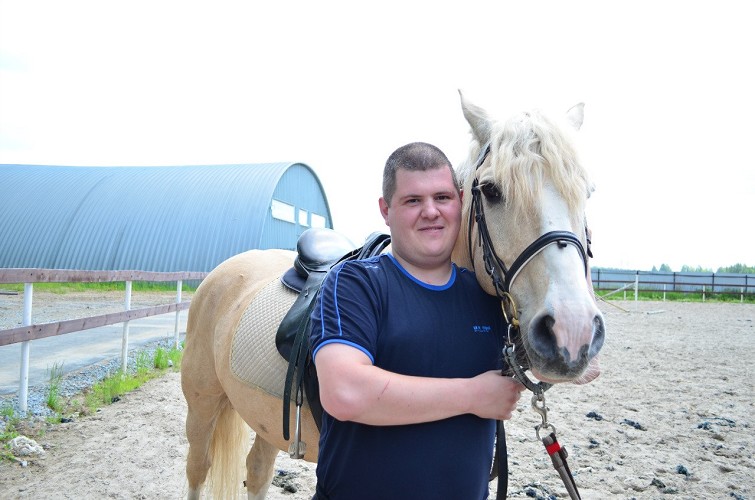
[458,105,593,225]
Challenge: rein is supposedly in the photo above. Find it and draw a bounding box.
[468,142,585,500]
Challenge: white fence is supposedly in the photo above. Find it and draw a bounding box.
[591,269,754,301]
[0,268,207,412]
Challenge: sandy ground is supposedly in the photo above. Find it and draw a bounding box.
[1,298,753,499]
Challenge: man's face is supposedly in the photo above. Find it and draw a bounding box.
[379,166,462,274]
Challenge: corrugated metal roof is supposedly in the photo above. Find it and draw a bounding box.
[0,163,332,272]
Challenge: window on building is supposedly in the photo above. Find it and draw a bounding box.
[298,209,309,227]
[271,199,296,223]
[310,213,326,228]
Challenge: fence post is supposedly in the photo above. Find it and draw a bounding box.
[174,280,182,348]
[634,274,639,301]
[121,281,132,373]
[663,284,666,302]
[702,285,706,302]
[18,283,33,413]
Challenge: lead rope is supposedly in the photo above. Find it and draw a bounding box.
[532,390,582,500]
[502,320,580,499]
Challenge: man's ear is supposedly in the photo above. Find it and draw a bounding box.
[378,197,390,225]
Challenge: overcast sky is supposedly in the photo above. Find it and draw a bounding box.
[1,1,752,271]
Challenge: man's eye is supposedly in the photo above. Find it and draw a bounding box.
[481,183,502,201]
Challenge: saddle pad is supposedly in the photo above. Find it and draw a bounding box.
[230,277,298,400]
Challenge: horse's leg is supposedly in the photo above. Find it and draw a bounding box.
[184,391,227,499]
[245,435,280,500]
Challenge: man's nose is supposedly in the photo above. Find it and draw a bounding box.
[421,200,440,217]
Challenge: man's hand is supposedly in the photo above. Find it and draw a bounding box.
[467,370,526,420]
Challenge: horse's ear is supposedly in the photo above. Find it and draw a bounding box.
[565,102,585,131]
[459,90,492,143]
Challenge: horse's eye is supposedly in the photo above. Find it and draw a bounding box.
[481,183,502,201]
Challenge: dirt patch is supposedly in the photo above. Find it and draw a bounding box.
[1,299,753,498]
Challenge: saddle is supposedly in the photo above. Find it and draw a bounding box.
[276,228,391,450]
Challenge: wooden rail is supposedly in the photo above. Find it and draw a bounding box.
[0,268,208,413]
[0,268,207,283]
[0,302,191,347]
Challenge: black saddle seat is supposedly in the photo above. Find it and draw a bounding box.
[295,228,357,278]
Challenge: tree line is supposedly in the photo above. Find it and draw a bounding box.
[652,263,754,274]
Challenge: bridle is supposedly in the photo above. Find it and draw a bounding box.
[467,141,591,393]
[468,141,590,500]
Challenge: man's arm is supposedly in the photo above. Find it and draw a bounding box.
[315,343,524,426]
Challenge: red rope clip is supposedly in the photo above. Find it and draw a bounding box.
[545,439,561,456]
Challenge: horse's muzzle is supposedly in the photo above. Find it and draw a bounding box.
[527,312,605,381]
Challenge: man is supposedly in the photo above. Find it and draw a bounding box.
[309,142,524,499]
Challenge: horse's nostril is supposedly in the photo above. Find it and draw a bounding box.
[589,314,606,357]
[530,314,559,359]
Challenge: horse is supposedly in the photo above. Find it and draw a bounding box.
[180,92,605,499]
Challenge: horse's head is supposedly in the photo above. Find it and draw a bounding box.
[453,92,604,385]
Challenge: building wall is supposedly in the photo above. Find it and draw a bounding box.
[0,162,332,272]
[264,163,333,250]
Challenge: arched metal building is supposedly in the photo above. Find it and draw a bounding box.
[0,163,334,272]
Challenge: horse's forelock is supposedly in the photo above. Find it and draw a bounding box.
[487,109,590,223]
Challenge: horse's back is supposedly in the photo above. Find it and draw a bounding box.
[193,248,295,310]
[182,249,295,393]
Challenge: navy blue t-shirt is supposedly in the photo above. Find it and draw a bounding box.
[310,254,505,500]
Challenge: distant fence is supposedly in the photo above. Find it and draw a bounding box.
[591,269,755,301]
[0,268,208,413]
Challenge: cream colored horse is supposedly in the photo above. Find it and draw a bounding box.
[181,93,604,499]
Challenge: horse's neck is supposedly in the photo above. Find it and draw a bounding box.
[451,224,473,270]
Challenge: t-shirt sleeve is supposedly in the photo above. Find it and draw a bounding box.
[309,261,381,364]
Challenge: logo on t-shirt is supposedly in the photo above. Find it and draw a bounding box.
[472,325,492,334]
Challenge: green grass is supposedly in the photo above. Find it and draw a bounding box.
[1,281,197,294]
[154,347,168,369]
[598,289,755,303]
[0,342,184,462]
[0,404,21,461]
[84,344,183,412]
[45,361,65,413]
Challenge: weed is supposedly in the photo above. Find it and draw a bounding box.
[167,345,182,370]
[0,405,20,462]
[1,404,15,420]
[135,351,151,376]
[154,347,169,370]
[45,361,65,413]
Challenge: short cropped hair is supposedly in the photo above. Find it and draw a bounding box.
[382,142,458,205]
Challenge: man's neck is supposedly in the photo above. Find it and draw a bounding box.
[389,252,454,286]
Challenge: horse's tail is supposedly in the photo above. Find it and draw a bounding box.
[208,399,249,499]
